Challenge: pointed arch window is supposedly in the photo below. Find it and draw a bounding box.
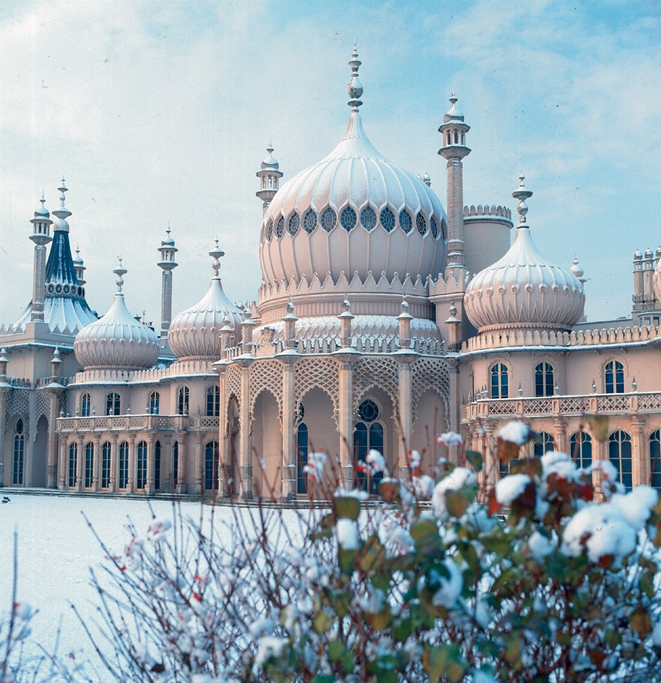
[101,442,111,489]
[177,386,190,416]
[12,419,25,486]
[206,385,220,417]
[118,441,129,489]
[68,442,78,488]
[534,431,554,457]
[80,393,91,417]
[535,362,554,397]
[155,441,161,491]
[650,430,661,490]
[136,441,147,490]
[490,363,509,399]
[353,399,385,492]
[84,442,94,488]
[297,423,309,494]
[609,430,632,491]
[149,391,160,415]
[569,432,592,469]
[204,441,219,492]
[604,360,624,394]
[106,392,121,416]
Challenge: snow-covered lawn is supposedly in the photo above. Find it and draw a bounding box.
[0,493,243,666]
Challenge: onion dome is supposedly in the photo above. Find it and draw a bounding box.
[168,242,244,360]
[261,144,279,170]
[464,175,585,334]
[259,44,447,289]
[74,260,160,371]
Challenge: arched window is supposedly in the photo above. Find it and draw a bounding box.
[118,441,129,489]
[297,423,309,494]
[353,399,385,491]
[533,431,554,457]
[149,391,160,415]
[106,392,121,416]
[101,442,111,489]
[177,386,190,416]
[173,442,179,490]
[84,442,94,488]
[535,362,554,397]
[136,441,147,490]
[80,393,91,417]
[206,386,220,417]
[609,430,632,490]
[68,443,78,488]
[12,419,25,486]
[490,363,509,399]
[604,360,624,394]
[204,441,219,492]
[569,432,592,469]
[650,430,661,490]
[155,441,161,491]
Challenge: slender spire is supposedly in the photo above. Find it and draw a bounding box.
[209,239,225,278]
[114,257,127,293]
[347,40,363,111]
[52,177,71,232]
[512,173,533,229]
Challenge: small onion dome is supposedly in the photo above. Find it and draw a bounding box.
[261,145,279,171]
[162,225,176,247]
[465,175,585,334]
[570,255,584,281]
[168,241,244,360]
[73,246,84,268]
[74,261,159,371]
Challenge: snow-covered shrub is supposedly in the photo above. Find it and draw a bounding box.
[72,422,661,682]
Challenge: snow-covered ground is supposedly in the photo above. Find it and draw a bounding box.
[0,493,256,670]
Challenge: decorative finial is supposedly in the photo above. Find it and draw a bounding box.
[52,177,71,231]
[286,295,295,315]
[209,239,225,277]
[343,294,351,311]
[113,257,127,293]
[448,300,457,317]
[512,172,533,227]
[347,42,363,111]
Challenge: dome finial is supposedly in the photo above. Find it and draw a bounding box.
[209,239,225,278]
[512,172,533,228]
[113,257,127,293]
[347,41,363,111]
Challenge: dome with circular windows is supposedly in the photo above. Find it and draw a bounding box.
[259,47,447,294]
[464,176,585,334]
[74,262,160,371]
[168,242,244,360]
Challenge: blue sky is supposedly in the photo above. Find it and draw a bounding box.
[0,0,659,326]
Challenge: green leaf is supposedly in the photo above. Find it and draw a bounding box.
[311,677,336,683]
[391,616,413,642]
[328,640,347,662]
[313,610,332,634]
[334,496,361,520]
[410,518,439,547]
[466,450,483,473]
[504,632,522,667]
[630,606,653,636]
[360,534,387,573]
[424,644,466,683]
[445,490,470,518]
[338,547,356,575]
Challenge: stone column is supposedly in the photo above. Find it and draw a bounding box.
[109,435,118,492]
[238,360,253,499]
[553,417,567,455]
[631,417,647,487]
[448,362,461,463]
[146,435,156,496]
[194,433,203,495]
[0,386,8,487]
[175,433,185,494]
[337,352,358,488]
[395,354,415,476]
[164,434,172,493]
[58,438,67,490]
[484,423,497,489]
[127,435,136,493]
[280,356,298,498]
[215,361,229,499]
[46,388,62,488]
[76,436,84,492]
[93,435,101,492]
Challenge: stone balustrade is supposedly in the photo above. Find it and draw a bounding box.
[57,414,220,433]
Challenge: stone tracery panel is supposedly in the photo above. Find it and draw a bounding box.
[5,389,30,433]
[249,360,283,424]
[353,357,399,417]
[225,365,242,407]
[295,357,339,426]
[411,358,451,425]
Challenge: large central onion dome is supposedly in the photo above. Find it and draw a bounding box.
[168,243,244,360]
[259,46,447,291]
[74,262,160,371]
[465,176,585,334]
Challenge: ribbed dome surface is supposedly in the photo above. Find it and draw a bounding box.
[168,277,244,360]
[464,225,585,333]
[74,293,160,370]
[259,111,447,287]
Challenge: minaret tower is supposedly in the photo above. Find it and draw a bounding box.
[29,193,53,322]
[73,246,86,287]
[438,93,471,279]
[157,225,178,337]
[256,144,283,214]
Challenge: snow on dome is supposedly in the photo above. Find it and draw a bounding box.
[465,175,585,334]
[259,46,447,289]
[74,261,159,371]
[168,242,244,360]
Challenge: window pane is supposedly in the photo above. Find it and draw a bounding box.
[651,431,661,490]
[297,424,308,494]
